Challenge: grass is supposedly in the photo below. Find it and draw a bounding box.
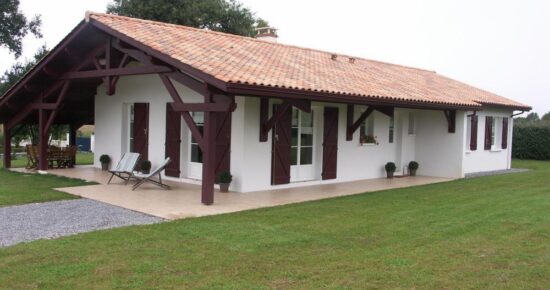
[0,160,548,288]
[0,153,95,207]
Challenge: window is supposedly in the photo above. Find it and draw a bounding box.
[491,118,497,146]
[408,112,416,135]
[190,112,204,163]
[129,104,134,152]
[291,108,314,166]
[360,113,376,144]
[389,117,394,143]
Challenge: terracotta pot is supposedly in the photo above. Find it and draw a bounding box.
[410,169,417,176]
[101,163,109,171]
[220,183,230,193]
[386,171,394,179]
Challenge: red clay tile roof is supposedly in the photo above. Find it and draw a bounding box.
[88,12,530,110]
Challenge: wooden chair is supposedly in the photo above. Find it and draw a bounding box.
[25,145,38,169]
[48,146,62,168]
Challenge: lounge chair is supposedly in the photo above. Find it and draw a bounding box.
[107,153,141,184]
[132,158,171,191]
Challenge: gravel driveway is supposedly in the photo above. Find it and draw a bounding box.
[0,199,163,247]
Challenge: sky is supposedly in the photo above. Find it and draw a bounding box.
[1,0,548,115]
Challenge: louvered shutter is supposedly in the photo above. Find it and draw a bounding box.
[470,115,478,151]
[501,117,509,149]
[484,116,493,150]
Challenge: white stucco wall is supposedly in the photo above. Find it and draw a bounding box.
[462,107,513,174]
[94,70,202,171]
[415,110,466,178]
[93,72,516,193]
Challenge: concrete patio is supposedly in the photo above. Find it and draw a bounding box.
[16,166,452,220]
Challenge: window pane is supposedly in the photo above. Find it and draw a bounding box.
[291,128,298,146]
[389,117,394,143]
[301,111,313,127]
[291,147,298,165]
[300,147,313,165]
[191,144,202,163]
[301,131,313,146]
[292,108,299,127]
[191,125,204,144]
[192,112,204,124]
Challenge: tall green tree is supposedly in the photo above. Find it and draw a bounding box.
[107,0,268,37]
[0,45,48,96]
[0,0,42,57]
[541,112,550,122]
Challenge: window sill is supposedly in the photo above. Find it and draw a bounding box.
[490,148,502,152]
[360,143,378,147]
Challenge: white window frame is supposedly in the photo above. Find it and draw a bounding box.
[408,112,416,135]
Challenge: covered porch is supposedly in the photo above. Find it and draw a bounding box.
[35,166,451,220]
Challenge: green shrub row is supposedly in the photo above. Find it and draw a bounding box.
[513,124,550,160]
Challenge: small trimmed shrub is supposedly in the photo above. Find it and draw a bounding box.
[99,154,111,164]
[408,161,419,170]
[141,160,152,173]
[385,162,396,172]
[219,171,233,184]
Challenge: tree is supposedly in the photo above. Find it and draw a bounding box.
[107,0,268,37]
[0,0,42,57]
[0,45,48,96]
[525,112,540,122]
[541,112,550,122]
[1,45,49,146]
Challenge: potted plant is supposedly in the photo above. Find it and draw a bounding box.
[385,162,396,179]
[99,154,111,171]
[219,171,233,193]
[408,161,419,176]
[141,160,152,174]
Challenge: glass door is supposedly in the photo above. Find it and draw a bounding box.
[290,108,315,181]
[187,112,204,179]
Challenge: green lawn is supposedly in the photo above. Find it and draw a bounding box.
[0,152,95,207]
[0,160,548,289]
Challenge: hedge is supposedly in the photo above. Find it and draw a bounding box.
[513,124,550,160]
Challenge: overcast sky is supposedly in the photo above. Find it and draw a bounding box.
[1,0,548,115]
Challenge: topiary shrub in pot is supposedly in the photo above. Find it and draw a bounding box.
[219,171,233,193]
[141,160,152,174]
[99,154,111,171]
[408,161,419,176]
[385,162,396,179]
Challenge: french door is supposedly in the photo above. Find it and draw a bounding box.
[187,112,204,179]
[290,108,315,181]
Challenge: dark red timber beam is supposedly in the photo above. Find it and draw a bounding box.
[3,127,11,169]
[259,98,311,142]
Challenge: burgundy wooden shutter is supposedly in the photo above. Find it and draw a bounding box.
[322,107,339,180]
[501,117,508,149]
[214,111,232,183]
[470,115,478,151]
[133,103,149,163]
[484,116,493,150]
[271,105,292,185]
[165,103,181,177]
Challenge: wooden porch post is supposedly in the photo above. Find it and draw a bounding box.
[3,126,11,168]
[201,97,217,205]
[69,124,77,146]
[38,109,48,171]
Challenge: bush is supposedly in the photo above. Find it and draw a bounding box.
[513,124,550,160]
[385,162,396,172]
[219,171,233,183]
[141,160,152,172]
[408,161,419,170]
[99,154,111,164]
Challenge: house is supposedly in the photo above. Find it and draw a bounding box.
[0,12,530,205]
